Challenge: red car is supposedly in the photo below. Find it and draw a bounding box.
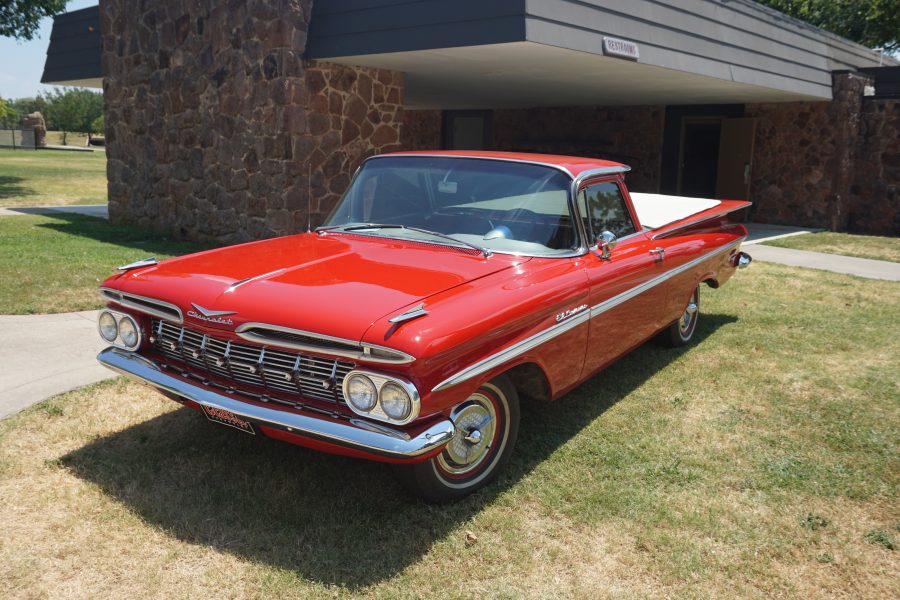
[97,151,751,502]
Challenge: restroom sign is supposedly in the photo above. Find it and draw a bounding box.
[603,37,640,60]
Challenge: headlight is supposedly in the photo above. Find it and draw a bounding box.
[379,382,412,421]
[118,316,140,349]
[98,311,118,342]
[346,374,377,412]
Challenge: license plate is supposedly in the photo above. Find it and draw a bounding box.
[201,405,255,435]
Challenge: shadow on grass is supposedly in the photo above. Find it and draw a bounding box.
[35,212,221,256]
[62,314,737,589]
[0,175,36,199]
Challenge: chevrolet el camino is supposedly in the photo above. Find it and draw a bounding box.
[97,151,752,502]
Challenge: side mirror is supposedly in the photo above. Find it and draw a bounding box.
[595,230,617,260]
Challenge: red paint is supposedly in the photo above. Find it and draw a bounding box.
[101,151,750,464]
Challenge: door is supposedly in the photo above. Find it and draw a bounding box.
[677,118,721,197]
[443,110,492,150]
[580,179,670,378]
[715,118,756,200]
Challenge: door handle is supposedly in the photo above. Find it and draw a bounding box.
[649,247,665,262]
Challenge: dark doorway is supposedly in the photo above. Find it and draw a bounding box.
[443,110,492,150]
[677,118,721,197]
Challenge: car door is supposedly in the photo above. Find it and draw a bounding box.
[579,178,672,379]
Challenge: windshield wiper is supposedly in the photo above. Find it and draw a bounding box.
[340,223,492,258]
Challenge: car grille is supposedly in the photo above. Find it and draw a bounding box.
[150,319,354,403]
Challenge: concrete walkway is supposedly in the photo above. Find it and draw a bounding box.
[743,222,823,245]
[0,204,108,218]
[0,311,112,420]
[744,244,900,281]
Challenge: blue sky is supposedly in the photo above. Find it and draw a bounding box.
[0,0,98,100]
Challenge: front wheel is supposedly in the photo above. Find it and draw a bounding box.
[396,375,520,503]
[661,285,700,347]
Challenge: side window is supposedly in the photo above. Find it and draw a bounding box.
[580,182,637,240]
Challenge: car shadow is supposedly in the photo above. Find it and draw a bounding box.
[61,313,738,589]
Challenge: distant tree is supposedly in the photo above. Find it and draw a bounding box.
[0,0,68,41]
[0,97,22,130]
[91,114,104,136]
[756,0,900,53]
[42,88,103,145]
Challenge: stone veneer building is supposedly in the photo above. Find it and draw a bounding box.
[43,0,900,240]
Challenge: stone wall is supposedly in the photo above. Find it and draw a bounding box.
[492,106,665,193]
[400,106,665,192]
[401,109,442,150]
[746,72,898,234]
[851,100,900,235]
[100,0,404,242]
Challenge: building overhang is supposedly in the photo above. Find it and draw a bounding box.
[40,6,101,88]
[308,0,895,109]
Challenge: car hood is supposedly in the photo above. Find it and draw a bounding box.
[105,232,527,342]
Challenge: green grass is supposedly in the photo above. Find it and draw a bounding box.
[0,214,219,314]
[763,231,900,263]
[0,147,107,207]
[0,263,897,597]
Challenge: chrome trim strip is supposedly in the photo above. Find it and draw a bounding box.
[342,369,421,426]
[388,303,428,324]
[117,257,158,271]
[431,310,591,392]
[432,239,744,393]
[235,322,416,365]
[99,287,184,323]
[589,239,742,319]
[225,268,287,293]
[97,347,453,459]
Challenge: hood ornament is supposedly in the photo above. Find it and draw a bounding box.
[188,303,237,325]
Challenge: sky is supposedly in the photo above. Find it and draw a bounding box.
[0,0,99,100]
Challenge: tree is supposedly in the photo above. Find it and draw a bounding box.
[756,0,900,53]
[0,0,68,41]
[42,88,103,145]
[91,114,104,136]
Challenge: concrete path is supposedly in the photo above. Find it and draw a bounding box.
[743,222,823,245]
[0,204,108,218]
[0,311,112,420]
[746,244,900,281]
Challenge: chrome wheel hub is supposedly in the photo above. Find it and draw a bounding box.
[438,396,497,475]
[679,289,699,334]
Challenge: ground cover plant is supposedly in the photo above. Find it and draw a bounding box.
[0,262,897,598]
[0,213,219,314]
[0,147,106,207]
[763,231,900,263]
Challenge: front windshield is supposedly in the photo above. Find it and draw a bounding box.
[323,156,578,256]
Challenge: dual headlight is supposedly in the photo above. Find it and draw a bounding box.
[98,309,142,350]
[342,370,420,425]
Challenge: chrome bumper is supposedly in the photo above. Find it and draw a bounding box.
[97,347,454,460]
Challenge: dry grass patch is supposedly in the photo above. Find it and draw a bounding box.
[763,231,900,263]
[0,263,898,598]
[0,148,107,207]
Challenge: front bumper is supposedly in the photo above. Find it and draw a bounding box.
[97,347,454,460]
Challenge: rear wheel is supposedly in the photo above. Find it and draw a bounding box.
[662,286,700,347]
[396,375,519,503]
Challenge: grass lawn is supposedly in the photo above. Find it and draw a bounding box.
[0,130,93,147]
[0,263,897,598]
[763,231,900,263]
[0,147,107,207]
[0,214,219,314]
